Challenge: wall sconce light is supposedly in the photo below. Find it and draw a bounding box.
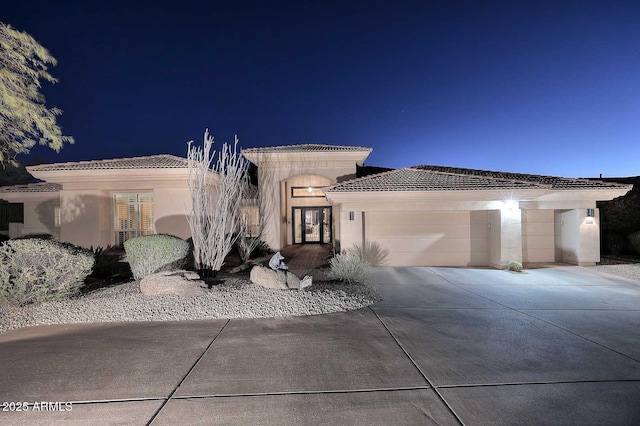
[502,199,519,211]
[349,211,355,221]
[587,208,594,218]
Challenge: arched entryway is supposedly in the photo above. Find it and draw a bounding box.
[282,174,333,245]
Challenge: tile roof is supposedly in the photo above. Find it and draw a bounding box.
[242,144,372,153]
[327,168,549,192]
[27,155,189,172]
[0,182,62,193]
[414,165,632,190]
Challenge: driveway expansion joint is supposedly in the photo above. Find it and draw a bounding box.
[369,306,465,425]
[147,319,231,425]
[162,385,435,400]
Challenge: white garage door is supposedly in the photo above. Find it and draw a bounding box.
[366,211,475,267]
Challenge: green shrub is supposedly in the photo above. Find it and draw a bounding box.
[629,231,640,255]
[507,260,523,272]
[349,240,389,266]
[327,252,369,284]
[0,239,94,306]
[0,234,9,243]
[124,234,189,280]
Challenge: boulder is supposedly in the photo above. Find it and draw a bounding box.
[250,265,309,290]
[140,270,208,296]
[250,265,289,289]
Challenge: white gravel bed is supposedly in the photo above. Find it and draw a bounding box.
[0,276,381,334]
[588,263,640,282]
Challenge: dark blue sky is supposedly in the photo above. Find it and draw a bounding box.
[5,0,640,177]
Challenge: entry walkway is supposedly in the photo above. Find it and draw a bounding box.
[1,266,640,424]
[278,244,332,277]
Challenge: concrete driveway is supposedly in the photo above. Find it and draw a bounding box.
[1,265,639,425]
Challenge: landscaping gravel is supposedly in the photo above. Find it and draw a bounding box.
[588,263,640,282]
[0,273,381,334]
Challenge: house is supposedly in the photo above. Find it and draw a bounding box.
[242,144,631,268]
[0,155,194,247]
[0,144,632,268]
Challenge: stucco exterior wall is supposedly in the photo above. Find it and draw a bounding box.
[488,210,502,267]
[60,189,106,247]
[154,187,192,240]
[256,160,361,250]
[338,210,364,253]
[558,208,600,265]
[488,208,523,268]
[470,210,489,266]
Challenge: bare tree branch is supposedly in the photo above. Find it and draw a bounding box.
[187,130,248,274]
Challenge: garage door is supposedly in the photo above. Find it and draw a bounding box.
[366,211,475,266]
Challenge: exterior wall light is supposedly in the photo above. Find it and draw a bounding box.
[503,199,519,210]
[587,208,595,217]
[349,211,355,221]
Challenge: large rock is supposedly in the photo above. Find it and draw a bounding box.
[250,265,308,290]
[140,270,208,296]
[250,265,288,289]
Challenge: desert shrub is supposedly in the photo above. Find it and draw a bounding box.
[327,252,368,284]
[15,233,53,240]
[90,245,123,279]
[251,239,272,258]
[0,239,94,306]
[629,231,640,255]
[349,240,389,266]
[124,234,189,280]
[507,260,523,272]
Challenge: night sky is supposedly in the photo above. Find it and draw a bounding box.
[4,1,640,178]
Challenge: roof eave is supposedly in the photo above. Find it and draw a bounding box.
[27,167,192,184]
[242,149,372,166]
[325,188,550,203]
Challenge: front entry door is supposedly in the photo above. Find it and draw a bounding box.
[293,207,331,244]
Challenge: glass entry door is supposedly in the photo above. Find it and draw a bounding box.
[293,207,331,244]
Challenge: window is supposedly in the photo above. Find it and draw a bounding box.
[241,206,260,237]
[114,193,154,245]
[54,206,61,228]
[0,202,24,231]
[291,186,326,198]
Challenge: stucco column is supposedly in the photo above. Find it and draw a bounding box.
[559,208,600,266]
[338,210,364,253]
[489,207,523,268]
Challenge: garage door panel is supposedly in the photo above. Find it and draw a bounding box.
[377,237,471,253]
[523,223,555,236]
[367,211,469,226]
[386,251,472,267]
[524,235,555,249]
[367,211,476,267]
[370,224,470,239]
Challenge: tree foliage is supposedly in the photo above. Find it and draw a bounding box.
[0,23,73,166]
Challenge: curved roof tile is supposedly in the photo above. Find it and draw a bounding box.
[28,155,189,172]
[242,144,372,153]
